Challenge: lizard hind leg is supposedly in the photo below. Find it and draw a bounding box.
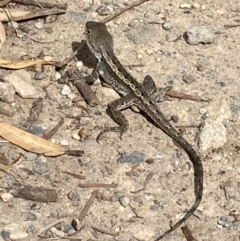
[96,94,137,142]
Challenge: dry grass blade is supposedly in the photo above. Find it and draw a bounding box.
[0,57,61,71]
[0,7,66,22]
[0,122,66,156]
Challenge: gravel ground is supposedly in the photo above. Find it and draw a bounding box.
[0,1,240,241]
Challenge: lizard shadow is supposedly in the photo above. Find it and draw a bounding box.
[72,41,98,68]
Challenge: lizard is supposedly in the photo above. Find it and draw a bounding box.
[81,21,203,240]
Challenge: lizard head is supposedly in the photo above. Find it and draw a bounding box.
[85,21,114,58]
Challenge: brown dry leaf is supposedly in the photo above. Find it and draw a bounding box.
[0,22,6,50]
[0,8,66,22]
[0,122,66,156]
[0,57,61,72]
[0,8,31,22]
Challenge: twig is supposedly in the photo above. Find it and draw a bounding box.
[63,171,86,180]
[181,226,196,241]
[225,24,240,29]
[43,118,64,140]
[102,0,151,23]
[90,223,119,236]
[166,89,210,102]
[68,69,100,107]
[78,189,98,221]
[78,183,118,188]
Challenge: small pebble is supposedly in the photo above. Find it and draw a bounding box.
[197,64,205,71]
[199,107,207,114]
[119,196,130,207]
[61,85,71,96]
[26,225,36,234]
[60,139,68,146]
[43,56,53,61]
[166,33,180,42]
[45,27,53,34]
[0,193,13,202]
[182,74,196,83]
[67,191,80,201]
[179,3,192,9]
[118,151,146,164]
[96,4,112,15]
[185,25,215,45]
[72,131,81,140]
[61,224,74,233]
[192,3,200,8]
[202,70,213,78]
[159,50,171,56]
[33,161,49,175]
[146,49,153,55]
[76,61,83,70]
[150,205,160,211]
[78,128,92,140]
[171,115,179,123]
[25,212,37,221]
[27,126,45,137]
[55,72,61,80]
[34,21,44,29]
[162,22,172,30]
[25,152,38,161]
[34,72,45,80]
[221,215,235,223]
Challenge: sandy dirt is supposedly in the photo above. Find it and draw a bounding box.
[0,1,240,241]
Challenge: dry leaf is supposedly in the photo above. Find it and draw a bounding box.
[0,22,6,50]
[0,8,66,22]
[0,57,61,72]
[0,122,65,156]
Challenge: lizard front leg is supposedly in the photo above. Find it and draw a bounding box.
[143,75,172,102]
[97,94,137,141]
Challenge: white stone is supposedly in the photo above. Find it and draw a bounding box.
[198,120,227,151]
[60,139,68,146]
[0,193,13,202]
[76,61,83,70]
[179,3,192,9]
[43,56,53,61]
[61,85,71,96]
[55,72,61,80]
[72,131,80,140]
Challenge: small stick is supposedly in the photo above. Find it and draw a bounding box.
[43,118,64,140]
[166,89,210,102]
[102,0,151,23]
[90,224,119,236]
[225,24,240,29]
[78,189,98,221]
[78,183,118,188]
[68,69,100,107]
[63,171,86,180]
